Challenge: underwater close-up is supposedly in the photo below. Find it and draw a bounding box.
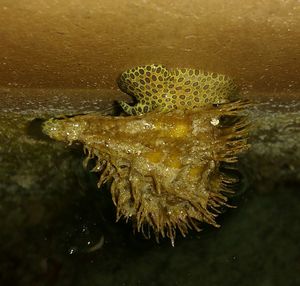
[0,1,299,286]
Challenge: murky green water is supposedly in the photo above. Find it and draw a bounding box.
[0,96,299,286]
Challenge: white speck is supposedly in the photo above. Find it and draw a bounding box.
[68,247,77,255]
[210,118,219,126]
[86,235,105,253]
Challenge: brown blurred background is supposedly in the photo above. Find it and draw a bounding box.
[0,0,299,96]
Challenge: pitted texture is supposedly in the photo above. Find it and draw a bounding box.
[118,64,238,115]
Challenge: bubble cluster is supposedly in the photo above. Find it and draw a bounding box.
[118,64,238,115]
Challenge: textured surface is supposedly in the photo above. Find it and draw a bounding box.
[43,101,249,244]
[119,64,237,115]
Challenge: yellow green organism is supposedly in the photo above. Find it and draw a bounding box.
[118,64,238,115]
[42,64,250,245]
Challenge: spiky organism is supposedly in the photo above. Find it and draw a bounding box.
[43,97,249,245]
